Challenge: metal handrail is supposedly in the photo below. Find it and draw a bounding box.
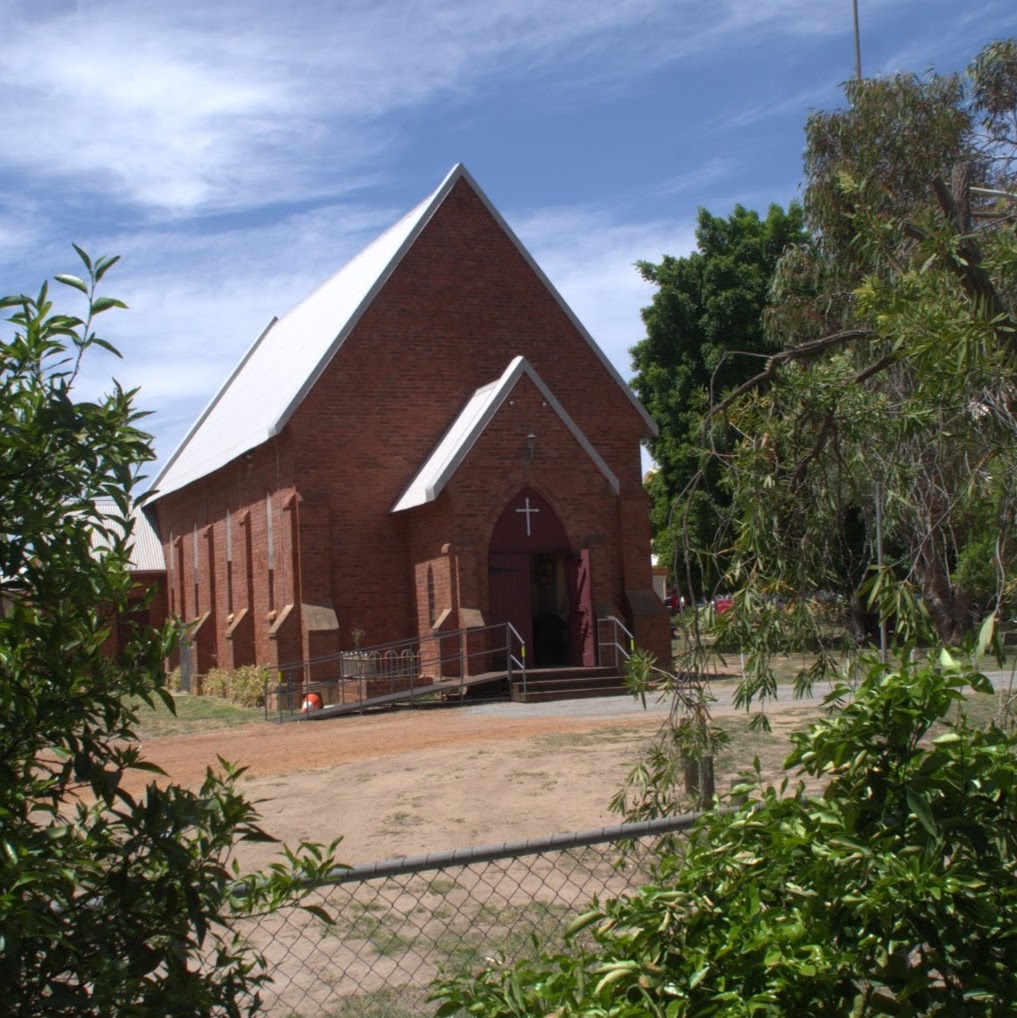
[596,615,635,671]
[503,621,526,699]
[264,620,527,721]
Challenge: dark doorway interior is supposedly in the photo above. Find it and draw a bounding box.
[531,552,569,667]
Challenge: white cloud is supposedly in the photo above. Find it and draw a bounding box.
[2,0,677,214]
[657,158,737,198]
[0,0,936,218]
[9,0,1017,483]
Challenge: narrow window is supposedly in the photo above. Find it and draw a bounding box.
[192,523,199,616]
[225,508,233,613]
[427,565,436,627]
[266,493,275,610]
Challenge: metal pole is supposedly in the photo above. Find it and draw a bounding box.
[875,482,888,664]
[852,0,862,81]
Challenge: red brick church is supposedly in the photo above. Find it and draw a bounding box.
[147,164,669,691]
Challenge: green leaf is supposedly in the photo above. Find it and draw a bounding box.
[977,612,996,655]
[54,274,89,295]
[89,296,128,315]
[565,910,604,937]
[689,964,710,988]
[72,243,93,271]
[300,903,334,925]
[906,787,938,836]
[90,337,123,358]
[94,254,121,281]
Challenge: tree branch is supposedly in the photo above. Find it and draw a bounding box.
[706,329,875,423]
[923,172,1016,346]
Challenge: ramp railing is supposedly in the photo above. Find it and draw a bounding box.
[596,615,635,672]
[263,621,526,722]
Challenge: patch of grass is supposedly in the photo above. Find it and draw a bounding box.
[531,726,648,751]
[508,770,557,792]
[713,712,816,775]
[128,693,263,740]
[380,811,424,835]
[321,900,420,959]
[438,899,575,970]
[425,876,459,895]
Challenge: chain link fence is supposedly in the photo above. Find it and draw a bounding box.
[237,813,701,1017]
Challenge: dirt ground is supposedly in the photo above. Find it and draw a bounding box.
[124,696,819,872]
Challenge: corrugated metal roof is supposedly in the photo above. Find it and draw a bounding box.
[91,500,165,572]
[391,356,619,512]
[151,164,656,500]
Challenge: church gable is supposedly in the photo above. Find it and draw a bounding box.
[151,164,656,502]
[391,357,617,513]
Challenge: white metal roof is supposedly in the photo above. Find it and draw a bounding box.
[151,164,656,500]
[391,356,619,512]
[90,500,166,572]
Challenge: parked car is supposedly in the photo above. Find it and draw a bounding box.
[713,595,734,614]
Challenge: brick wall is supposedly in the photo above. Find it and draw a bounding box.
[154,431,303,675]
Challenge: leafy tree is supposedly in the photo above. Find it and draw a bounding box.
[0,251,338,1017]
[803,70,974,275]
[656,42,1017,657]
[631,204,808,599]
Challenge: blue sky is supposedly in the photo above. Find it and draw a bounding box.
[4,0,1017,484]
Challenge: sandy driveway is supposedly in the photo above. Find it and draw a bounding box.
[128,687,825,870]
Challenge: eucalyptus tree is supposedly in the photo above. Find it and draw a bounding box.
[673,41,1017,667]
[433,41,1017,1018]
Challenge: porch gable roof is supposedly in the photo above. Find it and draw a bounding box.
[390,356,619,513]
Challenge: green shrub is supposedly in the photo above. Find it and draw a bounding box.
[201,666,229,699]
[0,253,340,1015]
[433,654,1017,1017]
[227,664,271,707]
[199,665,269,707]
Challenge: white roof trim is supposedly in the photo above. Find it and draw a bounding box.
[151,163,655,500]
[391,356,619,512]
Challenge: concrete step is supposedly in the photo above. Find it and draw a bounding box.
[511,683,630,703]
[510,668,629,703]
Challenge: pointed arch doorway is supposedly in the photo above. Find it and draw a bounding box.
[488,489,595,668]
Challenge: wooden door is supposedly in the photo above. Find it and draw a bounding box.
[488,552,532,662]
[568,548,595,666]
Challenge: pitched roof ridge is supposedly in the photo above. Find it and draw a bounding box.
[453,166,658,439]
[279,190,436,323]
[150,167,465,499]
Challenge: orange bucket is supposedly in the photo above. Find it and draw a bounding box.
[301,692,323,713]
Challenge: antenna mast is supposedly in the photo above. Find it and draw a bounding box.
[852,0,862,80]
